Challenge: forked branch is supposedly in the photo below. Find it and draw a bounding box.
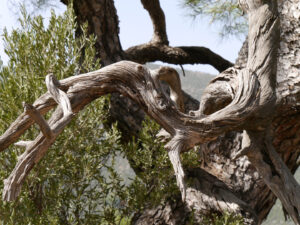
[3,74,75,201]
[124,0,233,72]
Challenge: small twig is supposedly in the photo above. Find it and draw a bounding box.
[14,141,33,148]
[179,64,186,77]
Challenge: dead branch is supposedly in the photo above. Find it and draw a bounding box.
[0,60,259,202]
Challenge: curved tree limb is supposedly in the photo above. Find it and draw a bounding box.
[232,1,300,224]
[60,0,233,73]
[125,44,233,73]
[22,103,53,140]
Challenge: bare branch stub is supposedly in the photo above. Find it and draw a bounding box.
[0,93,57,153]
[45,73,73,118]
[23,102,53,140]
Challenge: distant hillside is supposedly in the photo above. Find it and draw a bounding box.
[146,63,215,100]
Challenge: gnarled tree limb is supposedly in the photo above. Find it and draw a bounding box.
[0,59,259,202]
[125,44,233,73]
[22,103,53,140]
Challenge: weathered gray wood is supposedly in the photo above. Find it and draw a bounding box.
[234,1,300,224]
[2,74,76,201]
[14,141,33,148]
[45,74,73,118]
[23,102,53,140]
[167,136,186,201]
[0,60,258,202]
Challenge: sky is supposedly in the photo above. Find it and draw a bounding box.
[0,0,244,74]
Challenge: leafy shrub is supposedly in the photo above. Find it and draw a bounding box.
[0,5,128,224]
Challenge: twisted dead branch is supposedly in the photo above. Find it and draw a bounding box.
[0,60,258,202]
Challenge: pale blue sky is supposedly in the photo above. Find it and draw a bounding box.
[0,0,244,74]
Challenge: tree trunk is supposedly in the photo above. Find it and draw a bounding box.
[60,0,148,137]
[133,1,300,224]
[62,0,123,65]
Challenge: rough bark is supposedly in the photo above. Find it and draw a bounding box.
[202,0,300,222]
[0,58,263,213]
[2,61,247,201]
[188,1,300,224]
[132,195,190,225]
[61,0,123,65]
[60,0,147,138]
[1,1,300,224]
[133,1,300,224]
